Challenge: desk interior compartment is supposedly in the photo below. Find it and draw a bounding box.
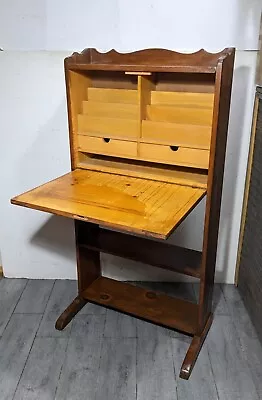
[140,72,215,169]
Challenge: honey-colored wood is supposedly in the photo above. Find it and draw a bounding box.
[0,266,3,278]
[140,143,210,169]
[87,87,138,104]
[11,169,206,239]
[78,135,138,158]
[138,75,154,122]
[77,154,208,188]
[82,276,199,334]
[125,71,152,76]
[11,47,235,380]
[82,101,139,119]
[78,115,139,139]
[141,120,211,149]
[146,104,213,126]
[151,90,214,108]
[66,70,92,168]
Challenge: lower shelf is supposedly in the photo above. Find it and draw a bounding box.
[82,277,198,335]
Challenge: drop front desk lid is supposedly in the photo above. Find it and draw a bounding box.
[11,169,206,239]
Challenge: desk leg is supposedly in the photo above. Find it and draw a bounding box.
[55,221,101,331]
[55,295,88,330]
[180,313,213,379]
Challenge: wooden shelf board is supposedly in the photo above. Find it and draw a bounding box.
[82,277,199,334]
[80,228,202,278]
[77,155,208,189]
[11,169,206,240]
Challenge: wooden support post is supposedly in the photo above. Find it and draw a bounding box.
[55,221,101,330]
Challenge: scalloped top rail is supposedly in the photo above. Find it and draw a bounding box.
[65,48,235,73]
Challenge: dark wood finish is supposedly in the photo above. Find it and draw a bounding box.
[180,313,213,379]
[82,276,198,335]
[11,47,235,379]
[55,221,101,329]
[55,295,88,330]
[198,49,235,332]
[78,227,202,278]
[65,48,232,74]
[75,221,101,292]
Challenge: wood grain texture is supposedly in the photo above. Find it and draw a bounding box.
[140,143,210,169]
[95,338,136,400]
[0,314,42,400]
[141,120,211,149]
[82,277,199,334]
[77,154,208,188]
[65,70,91,169]
[146,104,213,126]
[55,337,103,400]
[14,279,54,314]
[0,278,27,335]
[80,228,202,278]
[13,338,67,400]
[11,169,206,239]
[82,100,139,119]
[171,334,219,400]
[207,315,259,400]
[78,115,139,138]
[37,280,77,338]
[103,309,137,338]
[223,285,262,397]
[65,48,234,73]
[180,314,212,379]
[198,48,235,331]
[151,90,214,107]
[78,135,138,158]
[87,87,138,104]
[137,321,177,400]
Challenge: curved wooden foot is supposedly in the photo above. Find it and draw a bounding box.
[180,313,213,380]
[55,295,88,331]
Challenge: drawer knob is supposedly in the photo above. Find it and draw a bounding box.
[170,145,179,151]
[103,137,111,143]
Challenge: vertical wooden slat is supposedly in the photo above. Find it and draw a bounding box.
[198,49,235,332]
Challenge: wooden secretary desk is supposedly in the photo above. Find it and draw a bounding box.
[11,48,235,379]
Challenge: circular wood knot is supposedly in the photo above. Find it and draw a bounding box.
[100,293,110,301]
[145,291,157,300]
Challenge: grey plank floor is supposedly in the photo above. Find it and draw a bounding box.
[0,278,261,400]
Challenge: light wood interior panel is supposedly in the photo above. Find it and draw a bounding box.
[146,104,213,126]
[78,135,137,158]
[140,143,210,169]
[70,69,215,171]
[78,115,139,139]
[151,91,214,107]
[87,87,138,103]
[141,120,211,149]
[77,153,208,188]
[82,101,139,119]
[11,169,206,239]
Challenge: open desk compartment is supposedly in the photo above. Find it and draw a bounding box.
[11,48,235,379]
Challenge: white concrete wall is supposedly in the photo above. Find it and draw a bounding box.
[0,1,261,282]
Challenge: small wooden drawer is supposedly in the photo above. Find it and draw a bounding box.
[78,135,138,158]
[139,143,210,169]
